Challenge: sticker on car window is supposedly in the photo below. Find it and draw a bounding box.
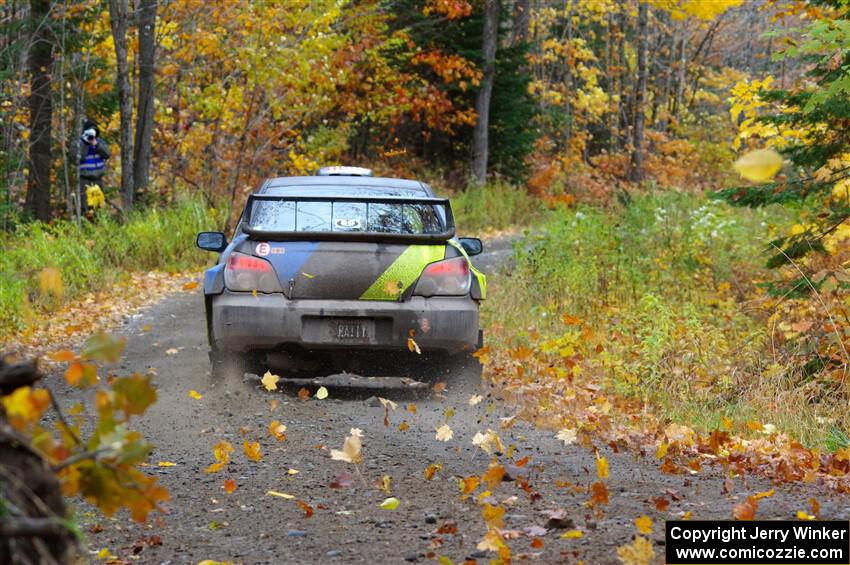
[334,218,362,230]
[255,242,270,256]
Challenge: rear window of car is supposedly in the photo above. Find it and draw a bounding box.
[247,199,444,235]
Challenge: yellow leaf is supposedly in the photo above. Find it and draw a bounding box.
[269,420,287,441]
[655,443,669,460]
[616,535,655,565]
[407,337,421,354]
[266,490,294,499]
[596,455,609,480]
[261,371,280,391]
[435,424,453,441]
[330,428,363,464]
[204,441,234,474]
[635,515,653,534]
[377,474,392,492]
[157,461,177,467]
[380,497,400,510]
[733,148,783,182]
[797,510,815,520]
[188,390,203,400]
[287,468,299,475]
[754,489,775,500]
[315,386,329,400]
[561,529,584,539]
[243,439,262,462]
[96,547,116,560]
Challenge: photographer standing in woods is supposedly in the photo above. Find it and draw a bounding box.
[78,119,110,214]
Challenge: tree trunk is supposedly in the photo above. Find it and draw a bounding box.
[629,1,648,183]
[109,0,134,210]
[25,0,53,222]
[471,0,500,185]
[133,0,156,200]
[511,0,530,46]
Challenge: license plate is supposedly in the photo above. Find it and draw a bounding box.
[333,319,374,341]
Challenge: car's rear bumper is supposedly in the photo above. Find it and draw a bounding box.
[210,291,479,354]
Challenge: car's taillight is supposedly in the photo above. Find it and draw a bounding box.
[224,252,283,293]
[413,256,471,297]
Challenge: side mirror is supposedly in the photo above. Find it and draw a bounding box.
[196,231,227,252]
[458,237,483,257]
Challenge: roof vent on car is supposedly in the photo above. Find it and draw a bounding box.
[316,166,374,177]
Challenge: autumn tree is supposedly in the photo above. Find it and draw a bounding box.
[108,0,134,209]
[133,0,157,198]
[25,0,54,222]
[471,0,500,184]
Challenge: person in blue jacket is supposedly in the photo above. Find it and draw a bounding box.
[78,119,110,213]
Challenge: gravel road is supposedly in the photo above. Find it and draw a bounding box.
[53,236,849,564]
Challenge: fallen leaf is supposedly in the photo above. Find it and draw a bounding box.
[407,403,417,414]
[182,281,199,291]
[482,463,506,488]
[157,461,177,467]
[653,497,669,512]
[243,439,262,462]
[297,500,314,518]
[635,515,653,534]
[48,349,76,362]
[269,420,287,441]
[797,510,815,520]
[435,424,453,442]
[468,394,483,406]
[472,429,504,454]
[266,490,294,499]
[655,443,669,459]
[165,348,178,355]
[561,529,583,539]
[432,382,447,393]
[297,387,310,401]
[733,148,783,182]
[733,496,758,520]
[398,421,409,431]
[754,489,774,500]
[616,535,655,565]
[596,455,609,480]
[188,390,203,400]
[407,337,421,354]
[424,463,442,480]
[330,428,363,464]
[377,474,392,492]
[530,538,544,548]
[330,471,355,488]
[205,441,234,474]
[261,371,280,391]
[460,476,480,494]
[590,482,608,505]
[380,497,400,510]
[223,479,236,494]
[556,428,577,445]
[315,386,329,400]
[287,468,299,475]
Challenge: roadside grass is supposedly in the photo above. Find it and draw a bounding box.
[449,181,549,235]
[0,197,218,335]
[481,190,848,450]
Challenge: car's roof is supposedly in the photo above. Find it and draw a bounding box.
[260,175,433,197]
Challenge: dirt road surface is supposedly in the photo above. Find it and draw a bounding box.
[50,237,849,564]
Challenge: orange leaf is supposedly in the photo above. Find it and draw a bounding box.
[182,281,199,291]
[530,538,544,548]
[65,362,84,386]
[398,421,410,431]
[297,500,314,518]
[733,496,758,520]
[204,441,234,474]
[654,497,669,512]
[590,482,608,505]
[223,479,236,494]
[243,439,262,462]
[424,463,442,480]
[482,463,506,489]
[48,349,76,362]
[432,382,447,393]
[407,403,417,414]
[461,476,480,494]
[297,387,310,401]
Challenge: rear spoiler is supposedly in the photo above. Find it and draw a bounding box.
[241,194,456,243]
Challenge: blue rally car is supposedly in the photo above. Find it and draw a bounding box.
[196,167,486,376]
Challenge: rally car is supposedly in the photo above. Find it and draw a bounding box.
[196,167,486,376]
